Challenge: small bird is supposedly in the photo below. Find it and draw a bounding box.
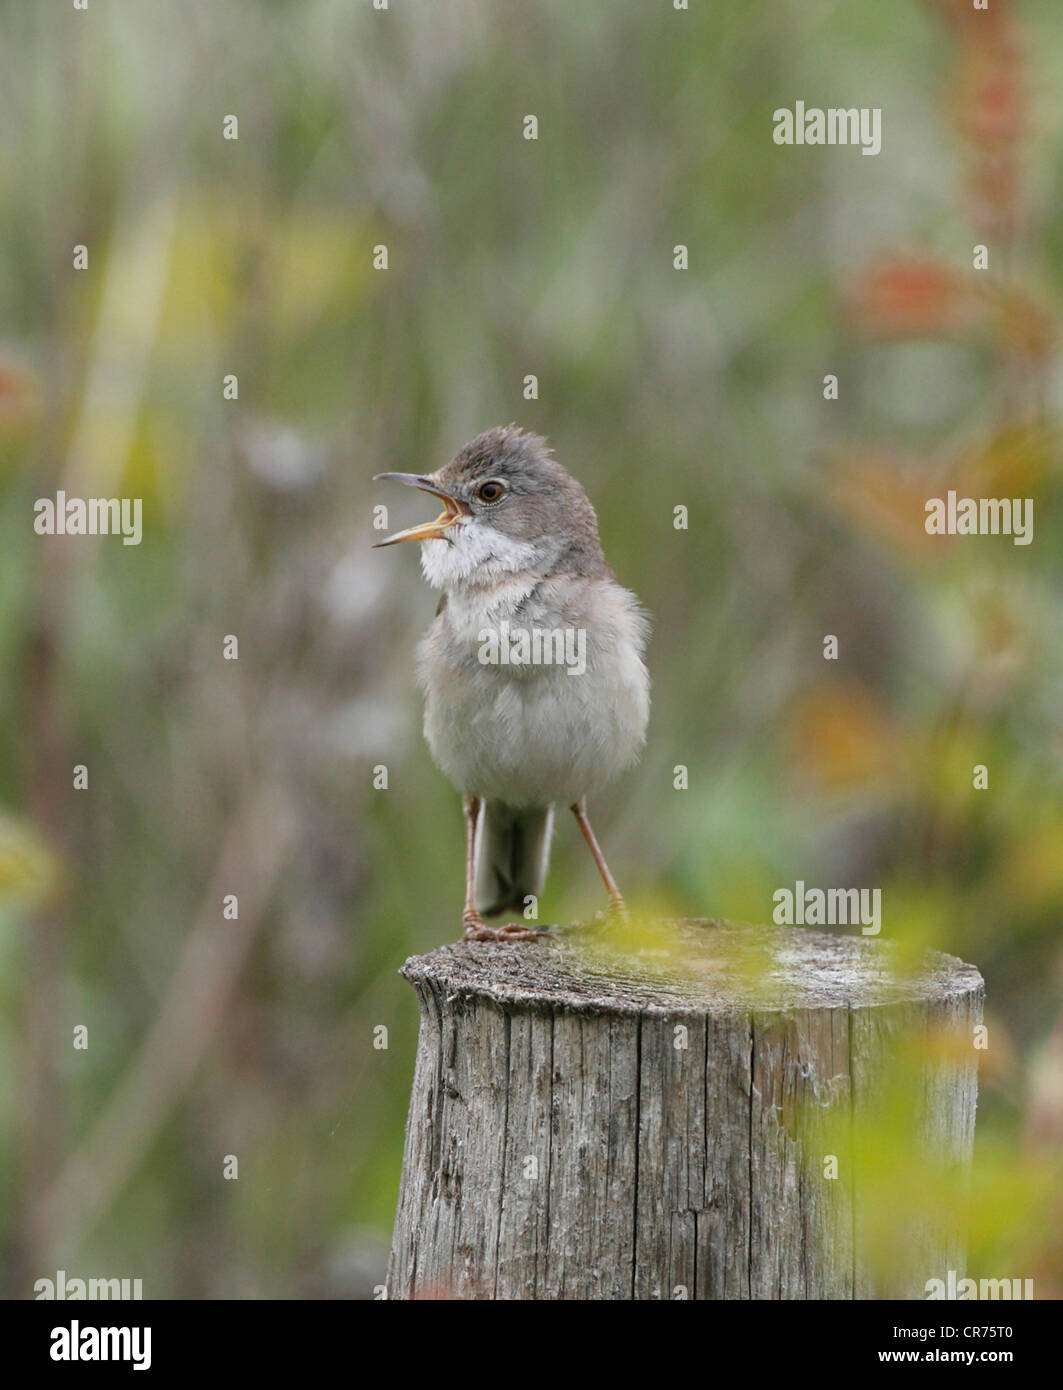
[374,426,650,942]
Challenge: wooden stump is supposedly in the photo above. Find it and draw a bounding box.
[387,919,983,1300]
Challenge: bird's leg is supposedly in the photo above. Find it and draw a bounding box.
[460,794,486,936]
[460,794,540,943]
[571,798,628,921]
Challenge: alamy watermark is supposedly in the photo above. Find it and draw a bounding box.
[35,1269,143,1300]
[773,880,881,935]
[925,491,1033,546]
[477,620,587,677]
[773,102,882,156]
[926,1270,1034,1301]
[50,1321,151,1371]
[34,491,142,546]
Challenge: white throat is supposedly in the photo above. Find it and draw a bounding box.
[419,519,539,592]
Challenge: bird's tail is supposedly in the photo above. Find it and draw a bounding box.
[474,801,554,917]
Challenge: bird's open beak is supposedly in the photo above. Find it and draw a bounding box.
[371,473,468,547]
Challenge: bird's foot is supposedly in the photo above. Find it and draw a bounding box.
[605,893,630,924]
[461,910,544,943]
[586,895,629,935]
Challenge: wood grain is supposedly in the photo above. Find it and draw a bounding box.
[387,919,983,1300]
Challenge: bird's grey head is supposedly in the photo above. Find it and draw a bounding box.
[374,426,608,590]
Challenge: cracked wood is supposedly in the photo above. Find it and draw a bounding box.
[387,919,983,1300]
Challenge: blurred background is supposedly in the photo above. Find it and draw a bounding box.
[0,0,1061,1297]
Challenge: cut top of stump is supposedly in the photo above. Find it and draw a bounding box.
[399,918,984,1018]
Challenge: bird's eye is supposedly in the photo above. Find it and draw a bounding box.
[477,480,505,503]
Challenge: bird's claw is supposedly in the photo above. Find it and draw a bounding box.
[605,894,630,924]
[461,912,545,943]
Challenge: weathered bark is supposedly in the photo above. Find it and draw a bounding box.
[388,919,983,1300]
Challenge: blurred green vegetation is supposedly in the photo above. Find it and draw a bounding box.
[0,0,1061,1297]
